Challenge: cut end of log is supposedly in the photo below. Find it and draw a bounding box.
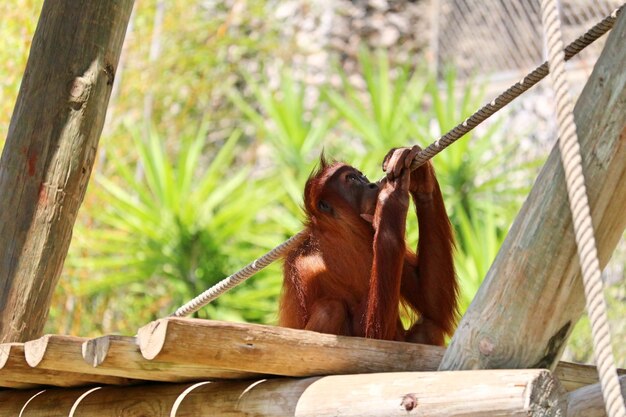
[24,335,51,367]
[526,369,567,414]
[138,319,168,360]
[0,343,21,368]
[82,336,111,368]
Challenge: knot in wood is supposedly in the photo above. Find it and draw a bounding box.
[401,393,418,411]
[479,337,495,356]
[68,77,90,108]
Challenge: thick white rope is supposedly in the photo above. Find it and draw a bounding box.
[540,1,626,416]
[172,7,622,318]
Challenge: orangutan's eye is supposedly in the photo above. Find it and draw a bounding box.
[318,200,331,213]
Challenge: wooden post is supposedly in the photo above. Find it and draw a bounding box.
[0,1,134,342]
[440,12,626,371]
[567,376,626,417]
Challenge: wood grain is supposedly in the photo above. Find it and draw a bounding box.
[81,334,253,381]
[137,318,445,377]
[1,369,566,416]
[22,335,136,386]
[0,321,620,390]
[0,342,110,388]
[555,361,626,392]
[567,375,626,417]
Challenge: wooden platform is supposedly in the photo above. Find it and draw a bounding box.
[1,318,624,416]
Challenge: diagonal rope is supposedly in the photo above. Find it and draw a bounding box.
[540,1,626,417]
[172,6,623,318]
[171,231,306,317]
[410,5,622,169]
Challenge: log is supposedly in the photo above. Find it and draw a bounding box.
[0,342,114,388]
[22,335,136,386]
[2,322,620,390]
[137,318,444,377]
[0,0,134,343]
[555,361,626,392]
[4,370,566,417]
[566,376,626,417]
[8,387,100,417]
[0,389,45,416]
[81,334,253,381]
[440,11,626,371]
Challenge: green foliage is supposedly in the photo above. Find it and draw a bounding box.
[106,2,284,138]
[63,125,277,331]
[0,0,42,149]
[425,69,541,226]
[453,206,508,312]
[323,49,428,152]
[229,71,337,234]
[230,72,334,172]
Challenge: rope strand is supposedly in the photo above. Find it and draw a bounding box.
[540,1,626,416]
[172,6,623,318]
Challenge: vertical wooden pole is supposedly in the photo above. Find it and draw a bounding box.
[439,12,626,371]
[0,1,134,342]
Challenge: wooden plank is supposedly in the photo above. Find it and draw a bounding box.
[0,342,115,388]
[137,318,445,378]
[23,335,137,386]
[555,361,626,392]
[440,11,626,372]
[9,370,566,416]
[0,0,134,343]
[567,375,626,417]
[81,334,254,381]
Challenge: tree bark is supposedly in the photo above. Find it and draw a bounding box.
[440,11,626,371]
[0,0,134,342]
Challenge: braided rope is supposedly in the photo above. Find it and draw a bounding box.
[172,7,622,318]
[540,1,626,416]
[411,5,622,169]
[172,231,306,317]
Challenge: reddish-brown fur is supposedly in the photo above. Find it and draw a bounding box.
[279,147,458,345]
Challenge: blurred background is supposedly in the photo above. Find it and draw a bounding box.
[1,0,623,365]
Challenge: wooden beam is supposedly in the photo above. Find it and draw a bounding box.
[137,318,444,377]
[1,322,621,390]
[0,342,118,388]
[81,334,254,381]
[555,361,626,392]
[3,370,566,416]
[566,376,626,417]
[22,335,136,386]
[0,0,134,343]
[131,318,619,390]
[440,11,626,371]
